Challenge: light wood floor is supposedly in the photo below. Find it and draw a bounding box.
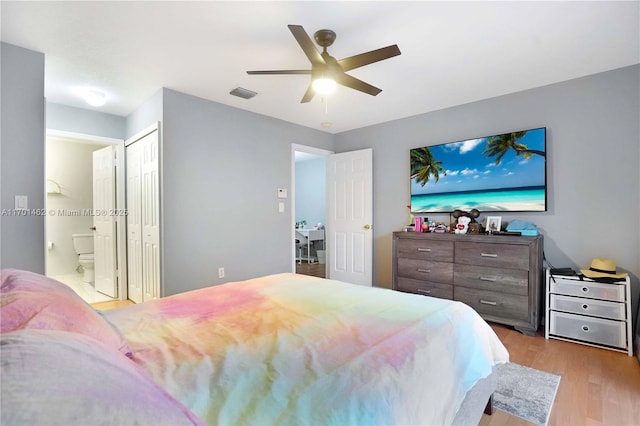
[480,324,640,426]
[296,260,326,278]
[92,299,639,425]
[91,299,134,310]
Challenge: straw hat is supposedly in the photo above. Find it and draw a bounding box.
[580,258,628,279]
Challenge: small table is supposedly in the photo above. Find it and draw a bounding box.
[295,229,325,263]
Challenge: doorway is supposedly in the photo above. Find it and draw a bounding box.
[45,130,126,304]
[292,144,332,278]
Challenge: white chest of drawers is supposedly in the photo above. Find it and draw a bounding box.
[545,269,632,355]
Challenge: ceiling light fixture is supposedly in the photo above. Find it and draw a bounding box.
[83,89,106,107]
[312,77,336,95]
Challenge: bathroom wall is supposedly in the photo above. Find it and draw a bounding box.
[295,157,326,228]
[45,136,109,275]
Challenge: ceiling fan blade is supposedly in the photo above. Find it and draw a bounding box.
[247,70,312,75]
[288,25,325,66]
[300,84,315,103]
[337,45,401,72]
[334,73,382,96]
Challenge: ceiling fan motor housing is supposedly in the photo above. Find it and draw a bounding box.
[314,29,336,49]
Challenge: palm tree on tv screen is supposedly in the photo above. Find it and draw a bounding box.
[411,147,446,186]
[483,131,546,165]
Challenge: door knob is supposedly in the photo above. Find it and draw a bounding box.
[89,226,96,231]
[363,224,371,230]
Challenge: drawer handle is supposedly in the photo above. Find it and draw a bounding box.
[417,289,432,295]
[417,268,431,273]
[481,253,498,258]
[581,287,589,293]
[479,276,497,282]
[581,325,590,333]
[417,248,431,252]
[480,299,497,306]
[582,304,589,310]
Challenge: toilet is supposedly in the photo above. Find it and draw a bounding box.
[72,233,95,283]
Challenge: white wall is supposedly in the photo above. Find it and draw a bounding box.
[45,138,109,275]
[295,157,326,228]
[0,43,45,272]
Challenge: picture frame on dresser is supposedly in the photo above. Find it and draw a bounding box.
[485,216,502,234]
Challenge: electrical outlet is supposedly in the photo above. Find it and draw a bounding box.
[218,267,225,279]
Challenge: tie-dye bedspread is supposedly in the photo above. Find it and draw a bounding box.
[106,273,509,425]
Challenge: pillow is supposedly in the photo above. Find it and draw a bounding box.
[0,329,205,426]
[0,269,132,357]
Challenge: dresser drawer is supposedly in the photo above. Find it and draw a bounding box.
[454,286,529,322]
[397,258,453,283]
[396,277,453,300]
[397,238,454,262]
[550,294,626,320]
[455,242,530,270]
[549,311,626,348]
[454,264,528,296]
[550,278,625,302]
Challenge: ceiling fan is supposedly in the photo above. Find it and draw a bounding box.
[247,25,401,103]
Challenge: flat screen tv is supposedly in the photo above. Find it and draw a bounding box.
[410,127,546,213]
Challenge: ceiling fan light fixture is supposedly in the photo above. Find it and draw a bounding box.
[312,77,336,94]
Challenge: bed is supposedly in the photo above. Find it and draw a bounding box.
[1,269,508,425]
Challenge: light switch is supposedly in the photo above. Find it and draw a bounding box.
[278,202,285,213]
[15,195,28,210]
[277,188,288,199]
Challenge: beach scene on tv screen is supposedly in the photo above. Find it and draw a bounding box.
[410,128,546,212]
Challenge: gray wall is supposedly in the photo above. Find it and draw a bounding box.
[335,64,640,327]
[47,102,126,139]
[2,42,637,331]
[161,89,333,295]
[126,89,163,139]
[0,43,46,272]
[295,157,326,228]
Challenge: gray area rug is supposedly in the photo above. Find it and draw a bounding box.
[494,362,561,426]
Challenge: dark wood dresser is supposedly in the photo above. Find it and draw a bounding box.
[392,232,543,335]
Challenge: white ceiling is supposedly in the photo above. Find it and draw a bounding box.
[2,1,638,134]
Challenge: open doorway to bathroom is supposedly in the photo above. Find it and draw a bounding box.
[292,144,332,279]
[45,132,116,304]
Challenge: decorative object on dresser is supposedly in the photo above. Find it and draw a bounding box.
[485,216,502,234]
[392,232,544,335]
[545,269,633,355]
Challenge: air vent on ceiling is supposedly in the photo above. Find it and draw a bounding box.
[229,87,257,99]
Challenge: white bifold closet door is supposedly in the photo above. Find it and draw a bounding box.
[126,129,160,303]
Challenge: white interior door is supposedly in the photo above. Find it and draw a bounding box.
[126,142,143,303]
[141,131,160,300]
[126,129,160,302]
[93,146,117,297]
[326,149,373,286]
